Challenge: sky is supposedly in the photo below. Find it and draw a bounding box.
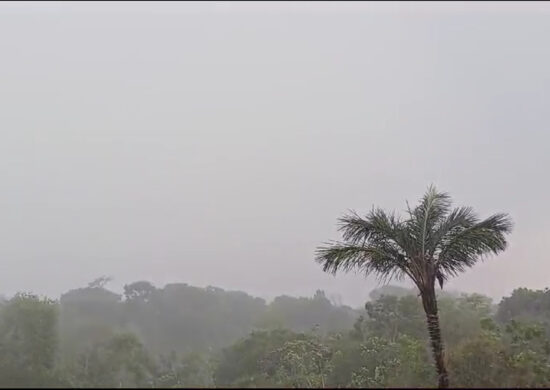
[0,1,549,307]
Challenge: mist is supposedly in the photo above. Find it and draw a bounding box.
[1,1,549,308]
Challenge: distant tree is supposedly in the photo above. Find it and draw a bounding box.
[123,281,157,303]
[316,185,512,388]
[448,318,550,387]
[64,332,155,388]
[438,293,494,347]
[368,285,416,301]
[496,288,550,328]
[259,291,358,334]
[59,285,123,358]
[88,276,112,289]
[364,294,426,342]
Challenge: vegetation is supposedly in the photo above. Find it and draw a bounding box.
[1,280,550,388]
[316,186,512,387]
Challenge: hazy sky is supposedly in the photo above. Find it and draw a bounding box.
[1,2,549,307]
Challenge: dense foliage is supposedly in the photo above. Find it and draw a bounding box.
[1,281,550,387]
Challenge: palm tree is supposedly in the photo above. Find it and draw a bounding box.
[315,186,512,388]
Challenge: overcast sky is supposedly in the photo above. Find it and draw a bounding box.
[0,1,549,307]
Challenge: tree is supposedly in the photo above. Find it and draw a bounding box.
[261,337,333,388]
[349,335,434,388]
[438,293,494,347]
[315,185,512,388]
[363,294,426,342]
[448,318,550,387]
[213,329,299,387]
[88,276,112,289]
[59,285,124,359]
[368,285,416,300]
[0,294,65,387]
[258,291,357,334]
[495,288,550,330]
[155,351,214,388]
[64,332,155,388]
[123,281,157,303]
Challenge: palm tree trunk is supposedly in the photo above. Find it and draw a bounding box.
[421,288,449,389]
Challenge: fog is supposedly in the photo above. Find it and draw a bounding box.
[0,1,549,307]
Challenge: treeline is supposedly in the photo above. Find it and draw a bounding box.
[1,281,550,387]
[58,279,358,358]
[0,279,357,387]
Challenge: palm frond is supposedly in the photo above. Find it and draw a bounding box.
[407,185,452,258]
[436,213,513,276]
[337,211,374,245]
[427,206,477,257]
[315,242,408,282]
[338,208,401,245]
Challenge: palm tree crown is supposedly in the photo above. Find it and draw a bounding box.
[316,185,513,293]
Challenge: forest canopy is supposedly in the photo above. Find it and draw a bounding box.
[1,280,550,387]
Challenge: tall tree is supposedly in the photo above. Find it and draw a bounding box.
[315,185,512,388]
